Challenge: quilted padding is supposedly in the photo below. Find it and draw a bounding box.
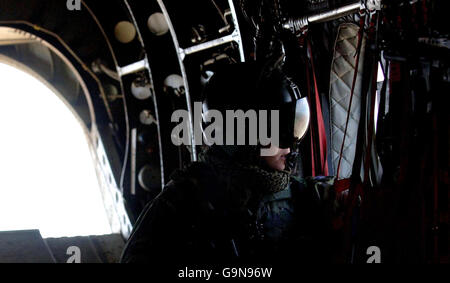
[329,23,366,179]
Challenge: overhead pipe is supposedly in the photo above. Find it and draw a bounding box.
[282,0,381,33]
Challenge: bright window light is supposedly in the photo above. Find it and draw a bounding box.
[0,62,112,238]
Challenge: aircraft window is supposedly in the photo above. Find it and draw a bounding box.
[0,62,112,238]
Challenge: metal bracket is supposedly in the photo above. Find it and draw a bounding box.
[116,58,148,77]
[178,0,245,62]
[179,28,241,60]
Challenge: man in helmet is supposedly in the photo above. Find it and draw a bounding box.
[120,62,336,264]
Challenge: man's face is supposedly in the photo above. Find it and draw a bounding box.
[261,145,291,171]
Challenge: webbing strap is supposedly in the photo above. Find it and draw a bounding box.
[432,113,439,262]
[359,12,380,188]
[363,53,379,185]
[347,12,380,216]
[307,39,329,177]
[339,12,379,262]
[305,60,317,176]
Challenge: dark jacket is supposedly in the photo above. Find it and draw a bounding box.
[120,147,338,264]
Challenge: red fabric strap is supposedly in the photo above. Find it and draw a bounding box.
[334,178,351,194]
[307,39,329,176]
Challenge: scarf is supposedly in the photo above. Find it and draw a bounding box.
[199,146,291,211]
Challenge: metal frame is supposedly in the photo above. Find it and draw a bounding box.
[157,0,197,162]
[121,0,166,191]
[157,0,246,162]
[93,127,133,239]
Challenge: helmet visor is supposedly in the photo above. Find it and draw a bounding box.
[278,97,310,149]
[293,97,310,142]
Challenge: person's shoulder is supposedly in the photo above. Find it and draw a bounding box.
[159,161,219,205]
[289,175,307,192]
[169,161,217,190]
